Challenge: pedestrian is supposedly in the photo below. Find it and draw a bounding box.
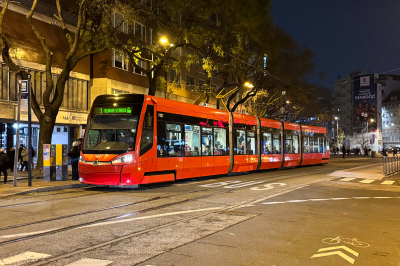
[0,148,9,184]
[333,147,337,156]
[31,146,35,170]
[393,148,397,156]
[78,138,83,151]
[8,147,15,171]
[20,146,28,171]
[367,148,371,157]
[342,145,346,159]
[364,147,368,157]
[17,144,23,170]
[68,141,80,180]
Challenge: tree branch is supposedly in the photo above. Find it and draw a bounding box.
[54,0,73,48]
[26,0,53,108]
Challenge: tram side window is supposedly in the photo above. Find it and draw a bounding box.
[273,134,281,154]
[166,123,183,157]
[308,136,314,153]
[214,128,227,155]
[293,135,299,154]
[140,105,154,156]
[235,129,246,155]
[314,135,319,153]
[247,131,257,155]
[318,134,324,153]
[262,133,272,154]
[184,125,201,156]
[202,127,213,156]
[285,134,293,154]
[303,136,310,154]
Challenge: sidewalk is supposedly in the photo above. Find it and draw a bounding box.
[0,169,90,198]
[329,163,385,180]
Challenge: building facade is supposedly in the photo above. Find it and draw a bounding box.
[0,0,236,163]
[381,90,400,148]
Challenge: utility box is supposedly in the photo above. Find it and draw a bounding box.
[43,144,57,181]
[56,144,68,181]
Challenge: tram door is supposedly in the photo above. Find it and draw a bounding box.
[139,104,156,171]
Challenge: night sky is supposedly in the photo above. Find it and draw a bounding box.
[271,0,400,89]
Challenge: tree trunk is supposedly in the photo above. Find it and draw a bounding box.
[147,73,156,96]
[33,110,56,176]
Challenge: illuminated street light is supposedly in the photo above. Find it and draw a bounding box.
[160,37,169,45]
[370,119,375,122]
[286,100,290,104]
[335,117,339,120]
[244,82,254,88]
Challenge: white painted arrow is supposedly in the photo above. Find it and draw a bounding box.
[311,246,359,264]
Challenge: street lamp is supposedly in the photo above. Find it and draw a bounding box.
[244,82,254,89]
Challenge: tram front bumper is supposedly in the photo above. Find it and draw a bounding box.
[78,162,123,186]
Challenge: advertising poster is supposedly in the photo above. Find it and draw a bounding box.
[353,75,377,133]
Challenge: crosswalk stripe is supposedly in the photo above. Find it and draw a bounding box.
[0,252,51,266]
[339,177,356,181]
[65,258,113,266]
[359,179,375,184]
[381,180,395,185]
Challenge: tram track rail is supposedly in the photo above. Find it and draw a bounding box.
[0,165,334,232]
[0,166,333,247]
[29,175,334,266]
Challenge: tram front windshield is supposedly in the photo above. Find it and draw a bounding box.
[83,105,141,154]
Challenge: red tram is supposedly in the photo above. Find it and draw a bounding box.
[79,94,329,187]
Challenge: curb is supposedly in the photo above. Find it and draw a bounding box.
[1,183,92,198]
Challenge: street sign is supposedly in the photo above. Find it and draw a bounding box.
[21,80,29,94]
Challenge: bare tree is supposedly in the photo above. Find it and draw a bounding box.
[0,0,115,171]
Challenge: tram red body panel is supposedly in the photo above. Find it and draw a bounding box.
[79,94,330,186]
[232,113,258,173]
[260,118,282,170]
[301,125,328,165]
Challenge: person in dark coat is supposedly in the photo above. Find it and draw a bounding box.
[8,147,15,171]
[68,141,80,180]
[17,144,23,170]
[342,145,346,159]
[0,148,9,184]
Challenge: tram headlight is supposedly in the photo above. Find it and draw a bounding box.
[111,154,133,164]
[79,155,85,163]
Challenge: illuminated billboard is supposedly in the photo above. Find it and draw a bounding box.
[353,75,377,133]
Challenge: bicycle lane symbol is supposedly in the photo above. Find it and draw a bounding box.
[322,236,370,248]
[311,236,370,264]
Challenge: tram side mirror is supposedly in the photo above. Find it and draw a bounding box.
[145,114,153,128]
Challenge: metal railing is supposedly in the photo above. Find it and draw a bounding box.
[383,156,400,176]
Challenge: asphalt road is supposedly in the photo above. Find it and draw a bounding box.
[0,157,399,266]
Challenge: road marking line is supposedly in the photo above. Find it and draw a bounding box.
[381,181,395,185]
[373,197,393,199]
[0,252,51,266]
[330,198,350,200]
[352,197,371,199]
[65,258,113,266]
[262,202,286,205]
[311,251,355,264]
[317,246,359,256]
[360,179,375,184]
[309,199,330,201]
[286,200,308,203]
[81,207,223,228]
[1,229,60,239]
[340,177,357,182]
